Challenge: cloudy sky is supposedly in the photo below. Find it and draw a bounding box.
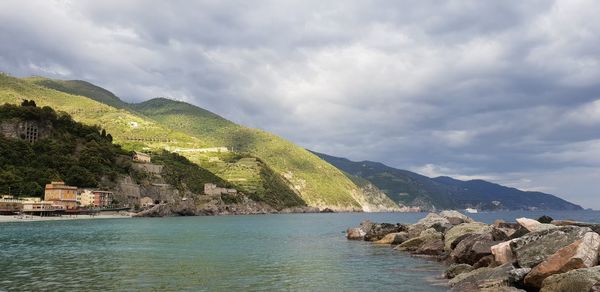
[1,0,599,208]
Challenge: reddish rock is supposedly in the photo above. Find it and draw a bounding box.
[491,241,514,265]
[524,232,600,288]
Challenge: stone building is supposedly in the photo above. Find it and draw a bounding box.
[44,181,78,209]
[0,119,51,143]
[132,151,151,163]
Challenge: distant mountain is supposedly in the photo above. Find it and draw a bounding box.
[313,151,583,211]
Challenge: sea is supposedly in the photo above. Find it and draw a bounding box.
[1,210,599,291]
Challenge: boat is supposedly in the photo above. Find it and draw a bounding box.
[465,208,478,214]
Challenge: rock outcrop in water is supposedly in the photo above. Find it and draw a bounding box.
[346,213,600,291]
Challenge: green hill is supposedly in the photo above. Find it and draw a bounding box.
[0,73,400,211]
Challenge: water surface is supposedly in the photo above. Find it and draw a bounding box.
[1,211,598,291]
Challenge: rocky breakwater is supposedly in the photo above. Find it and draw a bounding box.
[346,211,600,292]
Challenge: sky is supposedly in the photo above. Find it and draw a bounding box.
[1,0,599,208]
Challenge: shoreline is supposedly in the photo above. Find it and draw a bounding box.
[347,211,600,291]
[0,213,132,223]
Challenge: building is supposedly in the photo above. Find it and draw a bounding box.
[77,190,113,208]
[92,190,113,208]
[77,190,95,207]
[0,196,22,214]
[132,151,151,163]
[204,183,237,196]
[44,181,78,210]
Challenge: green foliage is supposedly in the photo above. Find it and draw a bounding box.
[0,103,132,197]
[152,150,229,194]
[0,74,369,209]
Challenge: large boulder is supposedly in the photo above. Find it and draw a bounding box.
[516,217,557,232]
[524,232,600,288]
[445,263,474,279]
[416,238,445,255]
[444,222,492,250]
[540,266,600,292]
[449,263,521,291]
[451,232,500,265]
[511,226,591,268]
[374,232,409,245]
[439,210,474,225]
[537,215,554,224]
[346,220,374,240]
[492,241,515,265]
[346,227,366,240]
[552,220,600,234]
[408,213,451,237]
[364,222,408,241]
[395,229,443,252]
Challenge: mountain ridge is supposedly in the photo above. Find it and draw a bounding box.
[312,151,582,211]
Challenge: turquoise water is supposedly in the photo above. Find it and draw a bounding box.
[1,211,599,291]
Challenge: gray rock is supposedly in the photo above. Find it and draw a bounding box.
[416,238,445,255]
[439,210,474,224]
[364,222,408,241]
[444,263,474,279]
[540,266,600,292]
[451,233,500,265]
[449,263,517,291]
[395,231,443,252]
[511,226,591,268]
[444,222,492,250]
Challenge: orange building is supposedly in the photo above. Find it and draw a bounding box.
[44,181,78,209]
[92,190,113,208]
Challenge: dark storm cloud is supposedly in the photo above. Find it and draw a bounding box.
[1,0,599,207]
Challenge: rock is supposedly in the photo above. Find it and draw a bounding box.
[473,254,496,269]
[440,210,474,224]
[491,226,513,241]
[346,227,366,240]
[373,232,409,244]
[552,220,600,234]
[540,266,600,292]
[395,231,442,252]
[364,222,408,241]
[346,220,373,240]
[320,208,335,213]
[537,215,554,224]
[450,233,472,250]
[516,217,557,232]
[511,226,591,268]
[524,232,600,288]
[444,222,492,250]
[451,232,500,265]
[444,263,474,279]
[416,238,445,255]
[508,226,530,240]
[492,241,515,265]
[449,263,518,291]
[508,267,531,285]
[408,213,451,238]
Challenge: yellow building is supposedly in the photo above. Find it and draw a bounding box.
[77,189,95,207]
[44,181,78,209]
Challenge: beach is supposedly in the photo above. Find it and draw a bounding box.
[0,212,132,223]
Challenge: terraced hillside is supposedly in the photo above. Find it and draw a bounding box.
[2,74,401,211]
[0,74,306,210]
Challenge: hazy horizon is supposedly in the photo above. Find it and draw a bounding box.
[1,1,599,208]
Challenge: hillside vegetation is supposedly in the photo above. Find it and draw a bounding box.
[22,75,398,210]
[0,102,132,196]
[313,151,583,211]
[0,73,399,211]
